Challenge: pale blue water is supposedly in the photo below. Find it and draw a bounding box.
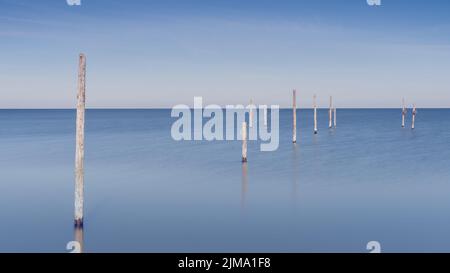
[1,109,450,253]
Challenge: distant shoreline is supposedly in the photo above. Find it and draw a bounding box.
[1,108,450,110]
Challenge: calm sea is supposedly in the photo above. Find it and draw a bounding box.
[1,109,450,253]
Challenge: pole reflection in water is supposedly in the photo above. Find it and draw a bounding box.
[241,162,248,212]
[66,226,84,253]
[291,143,300,206]
[74,225,84,253]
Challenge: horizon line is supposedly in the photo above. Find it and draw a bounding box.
[0,107,449,110]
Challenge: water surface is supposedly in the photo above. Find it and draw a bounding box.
[1,109,450,253]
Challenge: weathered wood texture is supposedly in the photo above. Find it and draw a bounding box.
[75,54,86,227]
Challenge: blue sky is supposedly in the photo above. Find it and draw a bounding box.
[1,0,450,108]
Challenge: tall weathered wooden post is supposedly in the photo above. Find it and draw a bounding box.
[75,54,86,227]
[293,89,297,143]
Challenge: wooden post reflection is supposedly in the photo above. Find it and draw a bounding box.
[74,226,84,253]
[241,163,248,211]
[291,143,299,206]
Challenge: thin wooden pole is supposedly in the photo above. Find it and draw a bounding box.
[412,104,416,130]
[329,96,333,129]
[75,54,86,227]
[293,89,297,143]
[249,99,254,128]
[242,122,247,162]
[334,107,337,128]
[313,94,318,134]
[402,98,406,128]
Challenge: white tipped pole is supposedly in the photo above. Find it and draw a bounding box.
[293,89,297,143]
[249,99,254,128]
[313,94,318,134]
[329,96,333,129]
[75,54,86,227]
[402,98,406,128]
[412,104,416,130]
[334,107,337,128]
[242,122,248,162]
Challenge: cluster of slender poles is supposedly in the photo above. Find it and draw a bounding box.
[402,98,417,129]
[242,90,337,163]
[292,90,337,142]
